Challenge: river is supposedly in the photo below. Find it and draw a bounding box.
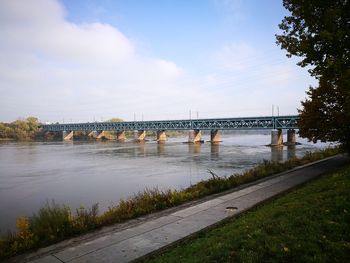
[0,132,331,231]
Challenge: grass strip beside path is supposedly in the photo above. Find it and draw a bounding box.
[142,164,350,263]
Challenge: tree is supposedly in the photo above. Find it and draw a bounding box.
[109,118,123,122]
[276,0,350,151]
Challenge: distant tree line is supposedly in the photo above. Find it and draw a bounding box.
[0,117,42,141]
[0,117,189,141]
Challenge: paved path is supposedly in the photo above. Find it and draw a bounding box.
[8,155,349,263]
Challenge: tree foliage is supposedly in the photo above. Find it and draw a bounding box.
[109,118,123,122]
[276,0,350,151]
[0,117,41,141]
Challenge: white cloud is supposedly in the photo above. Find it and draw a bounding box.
[0,0,188,122]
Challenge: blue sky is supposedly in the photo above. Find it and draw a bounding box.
[61,0,287,73]
[0,0,316,122]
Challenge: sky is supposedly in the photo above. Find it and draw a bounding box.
[0,0,317,123]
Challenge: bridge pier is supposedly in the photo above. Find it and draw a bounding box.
[286,129,296,145]
[210,130,221,144]
[271,129,283,146]
[62,130,73,141]
[188,129,201,143]
[157,130,167,143]
[134,130,146,142]
[116,131,126,141]
[88,130,105,139]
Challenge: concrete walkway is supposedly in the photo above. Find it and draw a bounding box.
[8,154,349,263]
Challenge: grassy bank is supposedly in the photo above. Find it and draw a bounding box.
[0,147,340,260]
[142,163,350,263]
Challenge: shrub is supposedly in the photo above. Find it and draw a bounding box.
[29,201,72,245]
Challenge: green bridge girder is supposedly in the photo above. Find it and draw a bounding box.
[41,115,299,132]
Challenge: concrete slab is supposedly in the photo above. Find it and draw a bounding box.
[69,235,164,263]
[171,198,224,218]
[217,190,245,201]
[141,225,185,245]
[28,256,62,263]
[54,215,180,262]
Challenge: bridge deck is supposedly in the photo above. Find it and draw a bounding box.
[41,115,299,132]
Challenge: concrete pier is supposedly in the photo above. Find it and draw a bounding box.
[62,131,73,141]
[116,131,126,141]
[210,129,221,143]
[287,129,296,145]
[271,129,283,146]
[157,130,167,143]
[134,130,146,142]
[188,129,202,143]
[95,131,105,139]
[88,131,105,139]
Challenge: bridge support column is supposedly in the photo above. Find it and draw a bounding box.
[116,131,126,141]
[134,130,146,142]
[157,130,167,143]
[271,129,283,146]
[188,129,201,143]
[210,130,221,144]
[96,131,105,139]
[88,130,105,139]
[287,129,296,145]
[62,131,73,141]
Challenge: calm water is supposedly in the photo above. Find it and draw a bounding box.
[0,132,331,231]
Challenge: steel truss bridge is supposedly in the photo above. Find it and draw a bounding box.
[41,115,299,132]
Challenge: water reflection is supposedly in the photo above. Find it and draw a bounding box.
[134,141,146,157]
[271,146,283,162]
[15,143,38,164]
[157,143,165,156]
[188,143,202,155]
[210,144,220,160]
[287,145,296,159]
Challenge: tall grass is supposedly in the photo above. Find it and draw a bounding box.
[0,147,340,260]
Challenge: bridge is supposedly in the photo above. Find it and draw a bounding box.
[41,115,299,146]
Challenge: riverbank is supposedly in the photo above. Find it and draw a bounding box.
[5,153,348,263]
[142,161,350,263]
[0,147,341,260]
